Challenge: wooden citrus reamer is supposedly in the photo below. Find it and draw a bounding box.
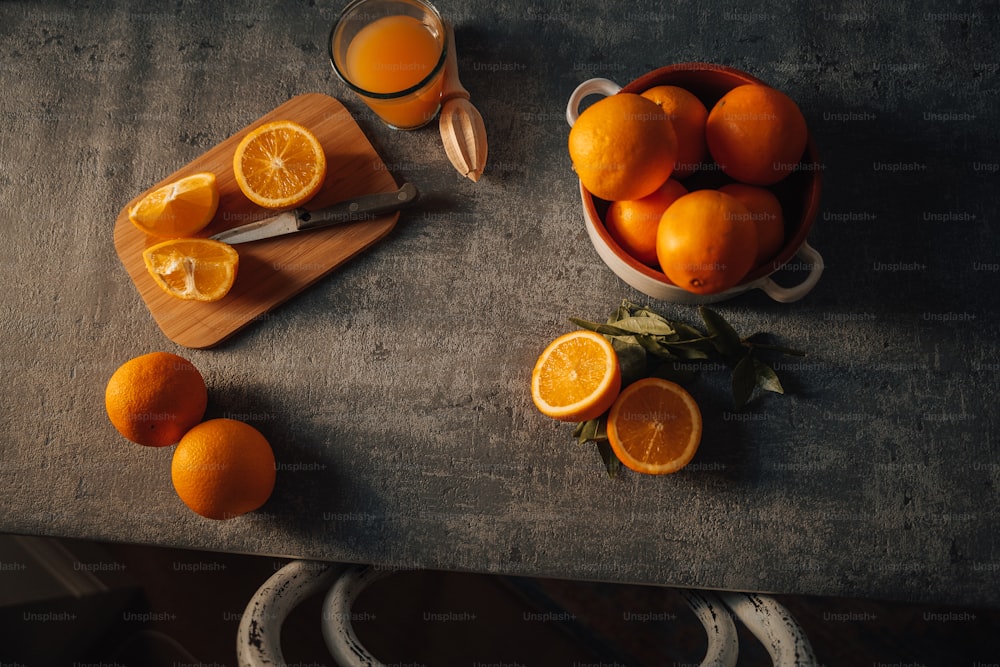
[438,21,488,182]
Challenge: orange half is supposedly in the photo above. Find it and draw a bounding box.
[531,330,622,422]
[607,377,702,474]
[233,120,327,209]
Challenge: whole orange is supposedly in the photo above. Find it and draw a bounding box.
[605,179,688,267]
[105,352,208,447]
[171,418,276,520]
[656,189,758,294]
[641,85,709,179]
[569,92,677,201]
[705,84,808,186]
[718,183,785,267]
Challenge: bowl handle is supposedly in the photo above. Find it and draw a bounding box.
[759,241,824,303]
[566,78,622,127]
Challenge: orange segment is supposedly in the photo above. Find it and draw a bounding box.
[607,377,702,475]
[142,238,239,302]
[233,120,327,209]
[128,172,219,239]
[531,330,622,422]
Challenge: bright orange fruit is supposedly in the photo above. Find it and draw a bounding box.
[105,352,208,447]
[531,330,621,422]
[568,93,677,201]
[641,85,709,179]
[605,179,688,267]
[233,120,327,209]
[718,183,785,267]
[142,238,239,302]
[706,84,808,186]
[606,377,702,475]
[128,172,219,239]
[171,418,276,520]
[656,189,758,294]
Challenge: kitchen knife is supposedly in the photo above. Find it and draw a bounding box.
[210,182,419,245]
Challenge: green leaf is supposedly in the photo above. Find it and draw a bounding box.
[574,416,617,477]
[608,335,648,386]
[699,306,743,359]
[633,335,680,360]
[660,344,709,361]
[619,299,648,314]
[752,358,784,394]
[732,354,757,409]
[595,440,621,478]
[568,317,638,338]
[628,302,672,321]
[670,322,709,341]
[574,417,607,444]
[606,316,676,337]
[609,301,632,324]
[660,335,716,360]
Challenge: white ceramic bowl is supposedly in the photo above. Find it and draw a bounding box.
[566,63,824,304]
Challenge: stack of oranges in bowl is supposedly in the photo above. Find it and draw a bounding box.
[568,63,823,303]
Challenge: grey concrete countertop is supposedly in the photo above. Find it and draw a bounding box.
[2,1,998,607]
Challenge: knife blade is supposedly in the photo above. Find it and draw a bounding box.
[210,182,419,245]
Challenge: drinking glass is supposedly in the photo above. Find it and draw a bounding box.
[329,0,448,130]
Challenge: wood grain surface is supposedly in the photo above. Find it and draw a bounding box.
[113,93,400,348]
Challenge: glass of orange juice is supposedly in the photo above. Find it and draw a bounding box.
[329,0,448,130]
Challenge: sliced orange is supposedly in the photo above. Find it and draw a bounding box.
[606,377,702,475]
[233,120,327,209]
[142,238,239,302]
[128,172,219,239]
[531,330,622,422]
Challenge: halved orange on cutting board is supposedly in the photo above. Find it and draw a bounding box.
[233,120,327,209]
[142,238,239,302]
[531,330,622,422]
[606,377,702,474]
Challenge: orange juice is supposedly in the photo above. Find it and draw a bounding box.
[345,15,444,128]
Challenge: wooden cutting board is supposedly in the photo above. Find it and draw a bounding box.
[114,93,402,349]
